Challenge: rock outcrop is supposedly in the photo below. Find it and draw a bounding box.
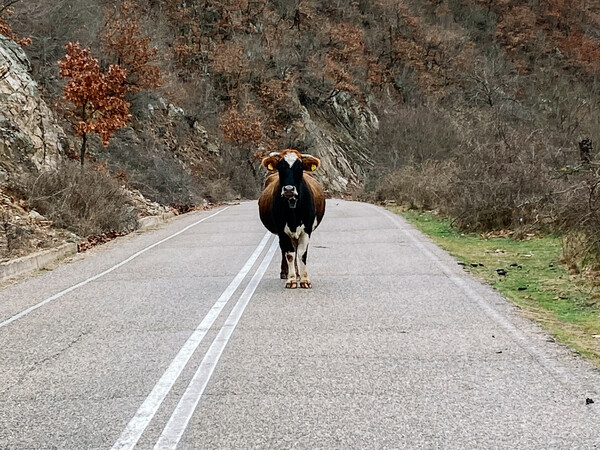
[294,91,378,195]
[0,35,66,186]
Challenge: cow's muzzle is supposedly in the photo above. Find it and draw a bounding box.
[281,185,298,208]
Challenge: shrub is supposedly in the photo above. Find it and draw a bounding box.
[102,128,205,208]
[373,160,458,211]
[372,104,460,170]
[555,162,600,272]
[447,127,559,231]
[23,162,138,237]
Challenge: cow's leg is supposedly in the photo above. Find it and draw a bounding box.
[280,248,288,279]
[279,233,297,289]
[297,231,312,288]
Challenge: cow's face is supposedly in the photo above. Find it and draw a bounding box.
[262,150,320,208]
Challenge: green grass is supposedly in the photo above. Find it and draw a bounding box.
[395,208,600,366]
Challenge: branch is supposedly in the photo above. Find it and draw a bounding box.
[0,0,21,15]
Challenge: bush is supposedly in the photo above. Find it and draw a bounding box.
[102,128,205,207]
[23,162,138,237]
[446,124,563,231]
[373,160,457,211]
[555,164,600,272]
[372,104,460,170]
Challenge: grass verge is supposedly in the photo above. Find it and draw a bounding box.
[394,208,600,367]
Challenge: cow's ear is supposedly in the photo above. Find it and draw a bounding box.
[262,154,280,171]
[302,155,320,172]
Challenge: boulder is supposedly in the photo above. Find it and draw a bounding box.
[0,35,66,186]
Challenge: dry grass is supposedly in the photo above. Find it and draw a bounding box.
[22,162,138,237]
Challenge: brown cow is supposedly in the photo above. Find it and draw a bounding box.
[258,149,325,288]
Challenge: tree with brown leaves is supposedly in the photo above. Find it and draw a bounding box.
[219,103,264,176]
[0,0,30,46]
[220,103,263,147]
[103,0,161,92]
[58,42,131,166]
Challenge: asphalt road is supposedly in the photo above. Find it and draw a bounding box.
[1,200,599,449]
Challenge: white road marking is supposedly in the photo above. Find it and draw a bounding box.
[0,208,230,330]
[154,238,279,449]
[112,231,272,450]
[374,205,577,387]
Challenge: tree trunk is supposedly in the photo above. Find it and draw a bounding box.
[80,101,87,166]
[80,132,87,167]
[579,138,593,166]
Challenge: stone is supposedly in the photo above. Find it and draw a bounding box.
[291,91,377,195]
[167,104,184,119]
[28,210,44,220]
[0,34,66,180]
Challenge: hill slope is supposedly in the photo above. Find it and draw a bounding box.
[1,0,599,265]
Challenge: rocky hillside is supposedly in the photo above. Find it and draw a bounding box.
[1,0,600,268]
[0,35,64,182]
[0,34,170,262]
[0,34,72,262]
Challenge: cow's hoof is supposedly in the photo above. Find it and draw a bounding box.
[299,281,312,289]
[285,280,297,289]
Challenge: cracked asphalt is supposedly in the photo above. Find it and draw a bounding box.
[1,200,599,449]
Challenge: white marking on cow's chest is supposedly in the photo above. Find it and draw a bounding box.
[283,152,298,167]
[284,223,305,239]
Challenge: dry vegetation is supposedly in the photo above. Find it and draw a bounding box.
[0,0,599,271]
[21,161,138,237]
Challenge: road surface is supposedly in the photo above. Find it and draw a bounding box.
[1,200,599,449]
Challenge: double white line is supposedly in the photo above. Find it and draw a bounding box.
[1,205,277,448]
[113,231,278,450]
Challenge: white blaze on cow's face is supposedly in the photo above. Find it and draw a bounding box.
[283,151,299,167]
[279,152,302,202]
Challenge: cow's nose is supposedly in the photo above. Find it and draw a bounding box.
[282,185,296,198]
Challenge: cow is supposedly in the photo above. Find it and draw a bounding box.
[258,149,326,289]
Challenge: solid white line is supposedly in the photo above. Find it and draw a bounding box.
[154,238,279,450]
[112,231,273,450]
[375,206,575,385]
[0,208,229,330]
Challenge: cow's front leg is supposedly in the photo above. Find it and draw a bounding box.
[279,233,297,289]
[296,232,312,288]
[280,248,288,279]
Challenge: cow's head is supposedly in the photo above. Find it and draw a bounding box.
[261,149,320,209]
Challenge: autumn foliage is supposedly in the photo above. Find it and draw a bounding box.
[0,2,30,46]
[219,104,263,148]
[8,0,600,237]
[58,42,130,165]
[103,1,161,92]
[57,2,162,166]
